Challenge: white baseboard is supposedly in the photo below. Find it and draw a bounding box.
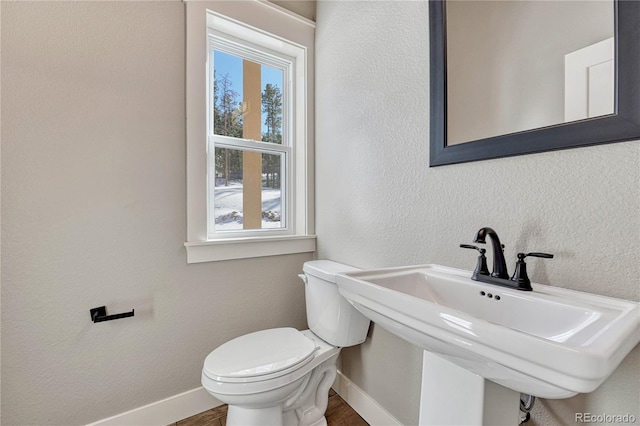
[87,371,400,426]
[87,387,221,426]
[333,370,402,426]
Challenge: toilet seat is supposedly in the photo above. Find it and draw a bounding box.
[203,328,317,384]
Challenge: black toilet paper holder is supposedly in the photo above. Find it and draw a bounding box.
[90,306,135,323]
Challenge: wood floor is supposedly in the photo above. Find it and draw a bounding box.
[171,389,369,426]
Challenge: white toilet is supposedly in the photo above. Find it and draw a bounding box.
[201,260,371,426]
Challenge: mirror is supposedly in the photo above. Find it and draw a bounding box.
[447,1,614,146]
[429,0,640,167]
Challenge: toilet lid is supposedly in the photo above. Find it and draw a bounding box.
[203,328,317,382]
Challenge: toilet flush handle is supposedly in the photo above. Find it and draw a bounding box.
[298,274,307,284]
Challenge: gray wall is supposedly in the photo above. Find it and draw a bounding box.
[272,0,316,21]
[1,2,312,424]
[315,1,639,425]
[3,1,639,425]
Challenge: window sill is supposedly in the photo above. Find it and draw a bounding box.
[184,235,316,263]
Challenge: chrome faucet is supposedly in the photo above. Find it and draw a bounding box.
[473,227,509,279]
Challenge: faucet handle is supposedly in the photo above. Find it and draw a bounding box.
[460,244,490,277]
[460,244,486,254]
[510,252,554,291]
[522,252,554,259]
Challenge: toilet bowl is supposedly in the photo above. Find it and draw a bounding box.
[202,328,340,426]
[201,260,371,426]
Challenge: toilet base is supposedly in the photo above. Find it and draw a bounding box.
[283,352,338,426]
[227,405,283,426]
[227,406,328,426]
[292,416,327,426]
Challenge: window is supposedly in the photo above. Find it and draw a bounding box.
[209,43,289,235]
[185,1,316,263]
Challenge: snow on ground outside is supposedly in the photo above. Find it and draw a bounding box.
[214,180,282,230]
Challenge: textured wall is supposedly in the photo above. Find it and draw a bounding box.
[271,0,316,21]
[315,1,639,425]
[1,2,311,424]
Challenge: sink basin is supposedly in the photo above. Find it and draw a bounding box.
[336,264,640,398]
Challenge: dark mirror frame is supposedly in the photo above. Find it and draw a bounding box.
[429,0,640,167]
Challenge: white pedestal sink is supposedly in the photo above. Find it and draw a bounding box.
[336,265,640,425]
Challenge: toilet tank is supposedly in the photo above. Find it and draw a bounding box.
[301,260,371,347]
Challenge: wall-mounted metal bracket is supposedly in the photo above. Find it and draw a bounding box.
[90,306,134,323]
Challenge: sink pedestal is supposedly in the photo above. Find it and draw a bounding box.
[419,351,520,426]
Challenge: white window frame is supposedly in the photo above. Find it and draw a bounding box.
[185,1,316,263]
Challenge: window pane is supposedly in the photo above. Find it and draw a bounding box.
[212,50,284,143]
[261,64,284,144]
[214,147,284,231]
